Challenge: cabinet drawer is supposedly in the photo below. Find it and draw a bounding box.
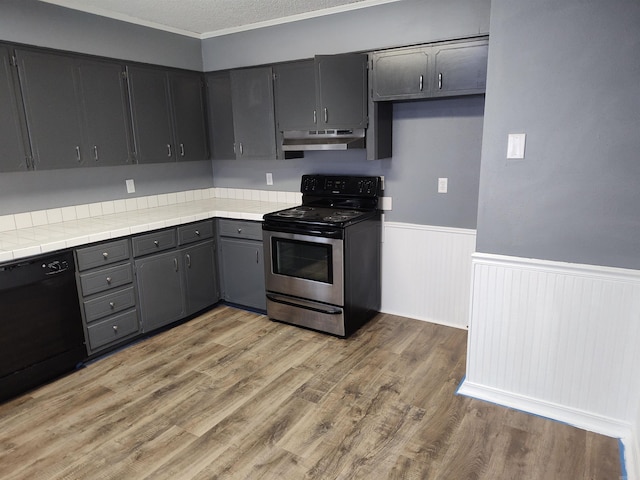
[80,263,133,296]
[132,229,176,257]
[76,239,130,271]
[178,220,214,245]
[87,309,139,350]
[83,286,136,323]
[218,219,262,240]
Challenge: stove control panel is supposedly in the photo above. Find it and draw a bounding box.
[301,175,381,197]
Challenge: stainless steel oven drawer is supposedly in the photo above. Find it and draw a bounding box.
[218,219,262,240]
[83,286,136,323]
[79,263,133,296]
[76,239,130,271]
[132,229,176,257]
[87,309,139,350]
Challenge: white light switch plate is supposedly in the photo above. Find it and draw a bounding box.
[125,179,135,194]
[507,133,526,159]
[438,178,448,193]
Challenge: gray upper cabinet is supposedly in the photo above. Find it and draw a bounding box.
[15,48,132,169]
[372,37,488,101]
[205,71,236,160]
[274,54,368,131]
[76,58,133,166]
[230,66,277,159]
[126,65,174,163]
[127,65,208,163]
[170,71,209,161]
[0,46,30,171]
[15,49,85,169]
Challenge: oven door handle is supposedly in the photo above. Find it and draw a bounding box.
[266,293,342,315]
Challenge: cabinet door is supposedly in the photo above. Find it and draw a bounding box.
[372,48,430,101]
[315,54,368,129]
[183,240,218,315]
[206,71,236,160]
[76,59,132,166]
[274,60,317,131]
[432,39,488,97]
[219,237,266,310]
[127,66,174,163]
[135,250,185,332]
[230,67,277,159]
[15,49,85,169]
[170,71,208,161]
[0,47,30,171]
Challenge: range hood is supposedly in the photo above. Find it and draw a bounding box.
[281,129,366,151]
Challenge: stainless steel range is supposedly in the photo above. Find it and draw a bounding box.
[262,174,382,337]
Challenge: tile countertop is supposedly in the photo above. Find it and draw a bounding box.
[0,191,299,263]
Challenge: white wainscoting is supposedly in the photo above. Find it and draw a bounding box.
[380,222,476,329]
[458,252,640,478]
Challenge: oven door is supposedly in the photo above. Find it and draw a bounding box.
[263,229,343,306]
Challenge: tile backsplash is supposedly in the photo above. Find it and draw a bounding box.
[0,187,301,233]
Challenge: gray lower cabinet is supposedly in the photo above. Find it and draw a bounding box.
[76,239,141,356]
[218,219,266,311]
[0,45,30,171]
[134,221,219,332]
[371,37,488,101]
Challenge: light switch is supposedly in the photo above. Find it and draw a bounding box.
[438,177,448,193]
[507,133,526,159]
[126,179,135,194]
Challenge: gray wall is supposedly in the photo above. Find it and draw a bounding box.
[206,0,490,229]
[0,0,211,216]
[476,0,640,269]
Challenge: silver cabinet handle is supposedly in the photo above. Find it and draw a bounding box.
[154,240,159,247]
[323,107,328,123]
[103,252,109,259]
[167,144,172,157]
[438,72,443,90]
[195,230,200,236]
[174,258,178,271]
[109,302,115,309]
[237,228,242,234]
[313,110,317,124]
[75,146,81,163]
[112,325,118,333]
[186,253,191,268]
[239,142,244,156]
[180,143,185,157]
[106,276,112,284]
[419,75,424,92]
[93,145,99,161]
[256,249,259,264]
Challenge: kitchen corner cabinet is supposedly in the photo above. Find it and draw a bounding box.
[15,48,132,169]
[274,54,368,132]
[127,65,208,163]
[0,46,30,171]
[229,67,278,159]
[371,37,488,101]
[134,221,219,332]
[218,219,266,311]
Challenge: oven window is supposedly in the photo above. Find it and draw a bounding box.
[272,238,332,284]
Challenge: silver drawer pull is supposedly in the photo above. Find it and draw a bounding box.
[103,252,109,259]
[195,230,200,236]
[438,72,443,89]
[154,240,159,247]
[109,302,115,309]
[112,325,118,333]
[106,276,112,284]
[237,228,242,234]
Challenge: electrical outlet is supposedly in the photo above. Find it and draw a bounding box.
[266,173,273,185]
[438,178,448,193]
[126,179,135,194]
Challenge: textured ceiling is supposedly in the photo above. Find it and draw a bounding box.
[38,0,403,38]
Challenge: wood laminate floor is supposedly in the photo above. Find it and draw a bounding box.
[0,306,622,479]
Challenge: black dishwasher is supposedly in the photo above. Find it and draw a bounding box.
[0,250,86,402]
